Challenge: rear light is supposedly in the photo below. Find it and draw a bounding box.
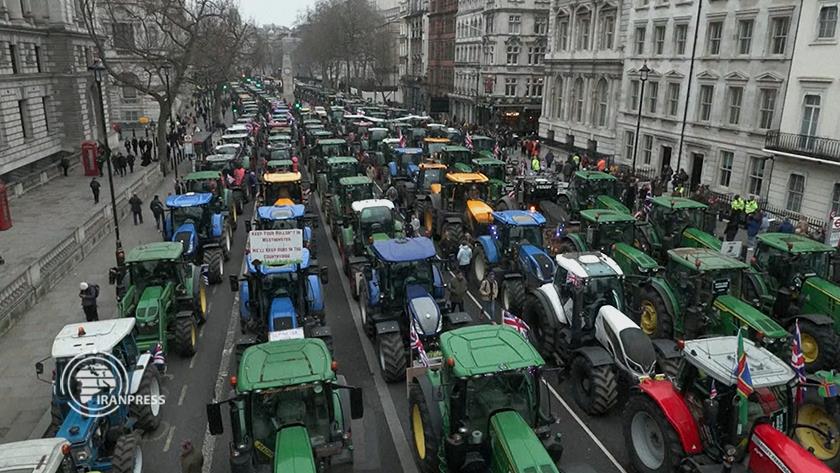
[675,339,685,351]
[229,375,237,387]
[331,360,338,371]
[61,443,71,455]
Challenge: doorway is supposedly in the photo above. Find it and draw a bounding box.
[659,145,672,174]
[690,152,704,191]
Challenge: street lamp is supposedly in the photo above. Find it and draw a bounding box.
[162,64,177,179]
[88,58,123,265]
[631,63,650,174]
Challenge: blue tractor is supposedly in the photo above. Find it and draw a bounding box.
[471,210,557,314]
[385,147,424,183]
[163,192,233,284]
[357,237,470,382]
[229,250,332,349]
[247,204,318,258]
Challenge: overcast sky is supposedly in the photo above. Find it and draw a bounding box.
[239,0,319,27]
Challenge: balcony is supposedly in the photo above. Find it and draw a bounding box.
[765,130,840,164]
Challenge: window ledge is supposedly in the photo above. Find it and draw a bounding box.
[810,38,838,46]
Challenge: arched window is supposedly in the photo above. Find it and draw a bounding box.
[554,77,564,119]
[572,78,585,122]
[595,79,609,126]
[555,13,570,51]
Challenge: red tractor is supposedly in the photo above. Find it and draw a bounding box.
[623,336,838,472]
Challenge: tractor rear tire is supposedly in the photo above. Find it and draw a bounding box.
[523,294,558,364]
[359,285,374,338]
[623,394,684,473]
[204,248,224,284]
[222,226,232,262]
[501,278,526,315]
[175,317,197,357]
[442,223,463,246]
[377,331,406,383]
[194,279,208,324]
[112,433,142,473]
[795,319,840,372]
[570,356,618,416]
[130,366,162,432]
[409,381,441,473]
[46,403,62,437]
[470,246,490,285]
[638,287,674,339]
[416,201,430,234]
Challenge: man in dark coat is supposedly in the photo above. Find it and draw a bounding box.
[150,195,165,229]
[79,282,100,321]
[131,136,139,155]
[90,178,101,203]
[129,193,143,225]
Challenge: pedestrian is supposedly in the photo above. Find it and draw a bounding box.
[778,218,794,234]
[545,150,554,170]
[730,194,745,226]
[747,212,761,247]
[759,211,770,235]
[124,138,131,155]
[562,157,575,182]
[150,195,165,229]
[795,219,810,236]
[129,193,143,225]
[132,136,139,155]
[448,271,467,313]
[597,157,607,172]
[456,239,472,278]
[724,216,739,242]
[127,153,135,173]
[479,271,499,320]
[247,171,258,200]
[530,155,541,173]
[115,153,126,177]
[179,439,203,473]
[96,153,105,177]
[624,178,638,212]
[90,178,101,204]
[79,282,100,322]
[410,213,420,236]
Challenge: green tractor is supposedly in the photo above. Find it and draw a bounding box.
[206,338,364,472]
[469,135,496,160]
[338,198,403,280]
[419,172,494,242]
[308,138,348,176]
[743,232,840,370]
[110,242,207,356]
[472,156,508,202]
[439,145,473,172]
[180,170,239,226]
[326,175,375,237]
[315,156,359,204]
[636,196,720,260]
[555,209,659,271]
[557,171,629,223]
[407,324,566,473]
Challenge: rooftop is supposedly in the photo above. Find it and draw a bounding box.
[446,172,488,184]
[440,325,544,378]
[236,338,335,393]
[556,252,624,279]
[125,242,183,263]
[51,318,136,358]
[668,248,748,271]
[263,172,302,183]
[683,336,794,388]
[758,232,834,254]
[581,209,636,224]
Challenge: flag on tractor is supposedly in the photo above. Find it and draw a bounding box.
[409,324,430,366]
[710,379,717,399]
[398,127,407,148]
[791,320,807,404]
[493,141,501,157]
[734,328,754,436]
[502,310,530,338]
[465,134,474,150]
[150,342,166,373]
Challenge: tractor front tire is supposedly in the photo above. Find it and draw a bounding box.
[638,287,674,339]
[409,382,441,473]
[377,331,406,383]
[796,319,840,372]
[570,356,618,416]
[204,248,224,284]
[623,394,684,473]
[442,223,463,246]
[222,225,232,262]
[501,278,526,315]
[130,367,162,432]
[795,400,840,469]
[46,403,63,436]
[112,433,143,473]
[175,317,197,357]
[470,246,490,285]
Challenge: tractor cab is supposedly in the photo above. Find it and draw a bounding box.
[369,238,443,313]
[0,438,78,473]
[206,339,363,471]
[262,171,304,207]
[328,175,375,232]
[310,138,349,174]
[490,210,546,254]
[265,159,293,174]
[423,137,450,159]
[363,127,389,150]
[415,162,446,194]
[269,146,292,161]
[470,135,496,160]
[560,171,628,221]
[214,143,242,159]
[577,209,639,255]
[388,147,424,182]
[354,199,400,243]
[641,197,719,258]
[554,252,628,323]
[165,192,218,244]
[752,232,835,305]
[221,132,250,146]
[440,145,472,172]
[318,156,359,197]
[201,154,237,173]
[445,172,492,227]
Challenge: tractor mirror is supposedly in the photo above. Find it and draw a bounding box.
[108,267,118,285]
[206,403,224,435]
[244,220,252,233]
[35,362,44,375]
[349,387,364,419]
[228,275,239,293]
[320,266,329,285]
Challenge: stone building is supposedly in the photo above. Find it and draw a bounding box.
[428,0,456,115]
[449,0,484,124]
[400,0,430,112]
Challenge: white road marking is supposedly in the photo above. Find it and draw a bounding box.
[189,355,196,369]
[162,425,176,453]
[198,326,205,340]
[207,302,213,315]
[177,384,188,406]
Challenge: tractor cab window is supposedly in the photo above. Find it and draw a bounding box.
[346,184,372,204]
[360,207,394,237]
[265,182,302,205]
[506,225,543,249]
[581,276,625,314]
[171,205,207,230]
[398,152,422,169]
[658,207,703,236]
[463,371,536,435]
[597,220,634,246]
[418,168,442,190]
[264,218,298,231]
[426,142,447,157]
[320,144,345,157]
[270,149,291,161]
[473,139,494,153]
[481,164,505,182]
[250,384,332,452]
[261,272,298,302]
[387,261,433,299]
[330,164,357,183]
[129,260,176,288]
[787,251,830,280]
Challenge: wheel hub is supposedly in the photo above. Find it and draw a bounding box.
[640,301,657,336]
[801,333,820,364]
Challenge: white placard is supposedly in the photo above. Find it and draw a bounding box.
[721,240,743,258]
[248,229,303,265]
[828,216,840,248]
[268,328,305,341]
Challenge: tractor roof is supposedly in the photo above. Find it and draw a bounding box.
[215,144,240,153]
[758,232,834,254]
[268,134,291,141]
[51,318,136,358]
[472,135,493,141]
[372,237,436,263]
[473,157,504,165]
[184,170,222,181]
[382,138,401,145]
[351,199,394,213]
[236,338,335,393]
[257,205,305,220]
[338,175,372,186]
[683,336,794,388]
[574,170,616,181]
[440,325,544,378]
[493,210,546,227]
[651,196,708,210]
[125,242,184,263]
[668,248,747,271]
[247,249,311,273]
[222,132,249,140]
[580,209,636,224]
[316,138,345,145]
[0,438,69,472]
[263,172,301,183]
[312,130,332,137]
[424,137,450,143]
[205,154,235,163]
[267,159,293,167]
[446,172,488,184]
[420,162,447,170]
[394,147,423,154]
[327,156,358,165]
[443,145,470,152]
[556,252,624,279]
[166,192,214,208]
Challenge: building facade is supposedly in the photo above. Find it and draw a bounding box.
[400,0,430,113]
[428,0,457,114]
[449,0,484,124]
[539,0,626,160]
[764,1,840,223]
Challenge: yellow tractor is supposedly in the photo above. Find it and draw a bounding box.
[418,172,493,242]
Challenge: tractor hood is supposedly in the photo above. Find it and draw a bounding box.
[596,305,656,377]
[596,195,630,214]
[489,410,560,473]
[713,295,789,342]
[135,286,164,326]
[406,284,442,336]
[56,407,97,448]
[750,424,834,473]
[467,200,494,224]
[173,222,198,256]
[269,297,298,332]
[802,276,840,316]
[273,425,318,473]
[518,244,556,284]
[682,227,722,251]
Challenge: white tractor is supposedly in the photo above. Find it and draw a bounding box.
[0,438,79,473]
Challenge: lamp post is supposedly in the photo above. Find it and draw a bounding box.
[88,58,123,265]
[631,63,650,174]
[162,64,177,180]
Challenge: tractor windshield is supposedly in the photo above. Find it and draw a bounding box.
[595,221,635,246]
[460,370,536,434]
[398,152,423,169]
[249,384,332,451]
[419,168,443,190]
[387,260,434,298]
[506,225,543,248]
[258,271,300,312]
[581,276,625,313]
[473,138,494,152]
[320,143,346,157]
[330,164,357,183]
[129,260,179,287]
[577,178,616,198]
[654,206,704,235]
[427,142,447,156]
[758,247,830,283]
[360,207,394,236]
[451,183,488,206]
[481,164,505,182]
[370,129,388,141]
[184,179,220,194]
[270,149,291,161]
[446,150,471,166]
[345,184,372,204]
[261,218,299,231]
[668,265,742,306]
[264,182,301,205]
[171,205,207,229]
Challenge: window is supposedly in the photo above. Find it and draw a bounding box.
[674,24,688,54]
[625,131,635,161]
[508,15,521,34]
[785,174,806,212]
[535,16,548,35]
[525,77,533,97]
[719,151,733,187]
[506,45,519,65]
[642,134,653,165]
[554,78,564,118]
[646,81,659,113]
[707,21,722,55]
[819,6,838,39]
[112,22,135,49]
[801,94,821,137]
[748,157,766,196]
[728,86,743,125]
[484,46,494,64]
[572,78,585,122]
[123,86,137,99]
[41,96,49,133]
[698,85,714,122]
[595,79,609,127]
[770,17,790,54]
[832,183,840,215]
[667,82,680,116]
[527,47,545,65]
[33,45,41,72]
[629,79,640,111]
[758,88,777,129]
[505,78,517,97]
[599,13,615,49]
[654,25,666,55]
[576,16,591,50]
[9,44,17,74]
[532,77,544,97]
[18,99,31,139]
[635,26,646,55]
[486,14,494,34]
[738,19,753,54]
[556,17,569,50]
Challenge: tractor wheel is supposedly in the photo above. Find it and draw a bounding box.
[46,403,63,436]
[501,278,526,316]
[222,226,232,262]
[194,279,208,323]
[203,248,224,284]
[794,319,840,372]
[570,356,618,415]
[442,223,463,246]
[656,356,681,381]
[556,196,571,222]
[130,366,162,432]
[623,394,684,473]
[377,331,406,383]
[422,205,435,237]
[112,433,143,473]
[795,401,840,469]
[175,317,198,357]
[638,287,673,339]
[523,294,558,363]
[359,285,374,338]
[349,267,361,300]
[470,246,490,285]
[409,382,441,473]
[230,203,238,231]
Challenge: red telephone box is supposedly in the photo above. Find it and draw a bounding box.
[0,182,12,231]
[81,140,100,176]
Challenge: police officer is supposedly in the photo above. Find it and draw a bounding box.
[745,195,759,221]
[730,194,745,225]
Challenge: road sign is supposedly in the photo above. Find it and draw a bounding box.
[721,240,743,257]
[248,229,303,265]
[828,216,840,247]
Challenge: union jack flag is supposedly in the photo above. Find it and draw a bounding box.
[734,329,753,435]
[502,310,530,339]
[398,128,407,148]
[493,141,501,157]
[409,324,430,366]
[791,320,807,404]
[465,134,474,150]
[710,379,717,399]
[150,342,166,372]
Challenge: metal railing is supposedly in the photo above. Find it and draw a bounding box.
[765,130,840,163]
